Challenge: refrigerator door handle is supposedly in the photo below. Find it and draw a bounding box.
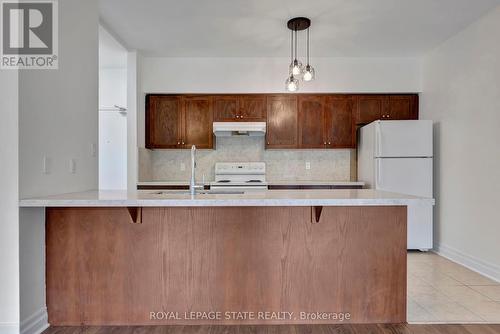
[376,159,382,188]
[375,126,382,157]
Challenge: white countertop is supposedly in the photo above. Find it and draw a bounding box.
[19,189,433,207]
[137,180,365,186]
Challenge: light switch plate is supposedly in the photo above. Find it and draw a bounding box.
[305,162,311,170]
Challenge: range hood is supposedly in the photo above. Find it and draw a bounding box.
[213,122,266,137]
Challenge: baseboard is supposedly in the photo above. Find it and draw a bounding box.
[433,243,500,283]
[20,308,48,334]
[0,323,19,334]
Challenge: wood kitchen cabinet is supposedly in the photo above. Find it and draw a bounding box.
[146,95,182,149]
[387,95,418,120]
[266,96,298,149]
[146,95,214,149]
[325,95,356,148]
[240,96,266,120]
[214,95,266,121]
[146,93,418,150]
[298,95,327,148]
[355,94,418,124]
[182,96,213,149]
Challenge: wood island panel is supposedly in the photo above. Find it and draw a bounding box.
[46,206,407,325]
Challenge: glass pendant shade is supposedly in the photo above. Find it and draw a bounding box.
[285,75,299,92]
[303,64,315,81]
[289,59,303,76]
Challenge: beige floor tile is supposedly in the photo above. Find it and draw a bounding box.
[435,285,493,304]
[407,298,439,322]
[408,274,432,288]
[459,300,500,322]
[407,252,500,323]
[408,285,439,298]
[422,302,484,322]
[471,285,500,301]
[447,270,500,286]
[411,288,454,306]
[420,272,464,288]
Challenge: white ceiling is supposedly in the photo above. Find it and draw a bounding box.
[99,0,500,57]
[99,25,127,68]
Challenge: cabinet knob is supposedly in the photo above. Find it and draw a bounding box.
[240,115,244,118]
[324,142,327,145]
[177,141,181,145]
[236,115,240,118]
[267,142,270,145]
[328,142,331,145]
[182,141,185,145]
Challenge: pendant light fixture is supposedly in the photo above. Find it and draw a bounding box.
[303,27,315,81]
[285,30,299,92]
[285,17,314,92]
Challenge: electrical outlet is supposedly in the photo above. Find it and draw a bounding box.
[42,156,51,174]
[180,162,186,171]
[305,162,311,170]
[69,158,76,174]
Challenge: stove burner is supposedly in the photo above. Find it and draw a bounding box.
[246,180,263,183]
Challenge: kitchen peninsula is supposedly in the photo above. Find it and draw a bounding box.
[20,189,434,326]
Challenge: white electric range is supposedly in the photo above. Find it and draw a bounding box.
[210,162,268,192]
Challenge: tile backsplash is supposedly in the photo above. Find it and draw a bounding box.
[139,137,355,182]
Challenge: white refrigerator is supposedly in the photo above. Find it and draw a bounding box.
[358,120,434,250]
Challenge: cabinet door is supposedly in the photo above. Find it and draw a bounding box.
[183,96,214,149]
[146,95,182,148]
[355,95,385,124]
[240,96,266,121]
[298,95,326,148]
[266,96,298,148]
[387,95,417,120]
[325,96,355,148]
[213,96,239,121]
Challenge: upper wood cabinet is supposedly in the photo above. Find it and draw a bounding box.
[387,95,418,120]
[214,95,266,121]
[146,93,418,150]
[266,96,298,149]
[325,96,355,148]
[146,95,214,149]
[146,95,182,149]
[183,96,213,149]
[214,96,239,121]
[240,96,266,121]
[355,94,418,124]
[298,95,327,148]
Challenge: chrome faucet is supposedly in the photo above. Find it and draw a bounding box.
[189,145,197,195]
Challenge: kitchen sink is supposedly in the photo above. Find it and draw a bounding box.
[152,190,245,195]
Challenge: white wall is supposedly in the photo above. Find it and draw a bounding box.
[421,5,500,280]
[0,70,20,334]
[99,68,127,190]
[18,0,99,333]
